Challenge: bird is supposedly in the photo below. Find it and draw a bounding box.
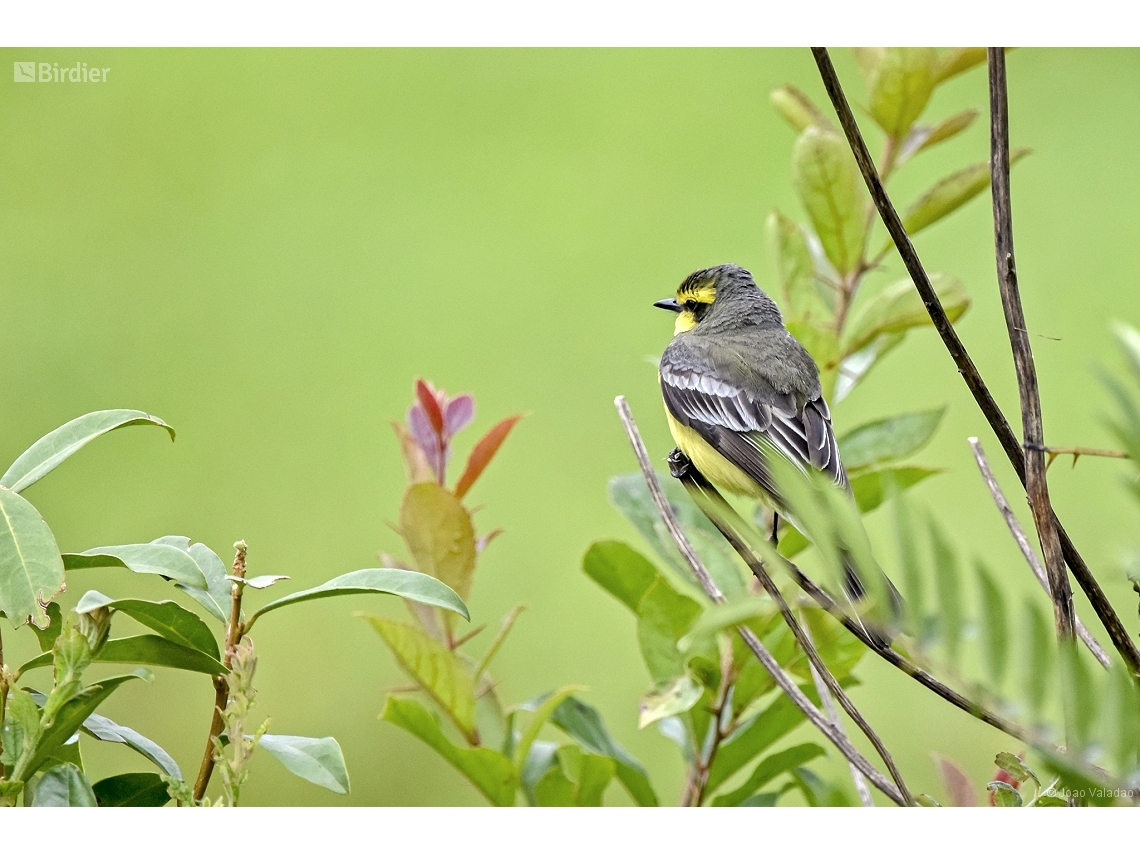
[654,263,898,644]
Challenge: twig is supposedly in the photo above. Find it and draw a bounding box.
[676,460,1040,745]
[678,465,915,805]
[615,396,906,806]
[988,48,1074,642]
[969,438,1111,668]
[810,46,1140,678]
[192,540,249,802]
[684,643,735,807]
[1042,446,1130,470]
[802,615,873,806]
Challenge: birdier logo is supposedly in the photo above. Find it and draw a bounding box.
[13,61,110,83]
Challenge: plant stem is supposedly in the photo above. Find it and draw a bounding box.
[192,540,249,803]
[679,465,915,804]
[1042,446,1130,470]
[810,46,1140,679]
[684,644,735,806]
[802,615,873,806]
[615,396,906,806]
[987,47,1075,643]
[969,438,1110,668]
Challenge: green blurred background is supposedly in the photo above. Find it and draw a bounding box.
[1,48,1138,805]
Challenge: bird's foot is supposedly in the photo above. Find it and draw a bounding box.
[666,448,693,480]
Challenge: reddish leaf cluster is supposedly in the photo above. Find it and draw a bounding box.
[396,379,523,500]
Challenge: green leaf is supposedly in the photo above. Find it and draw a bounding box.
[767,211,833,327]
[850,466,942,515]
[582,540,660,614]
[930,519,963,660]
[899,109,979,163]
[513,685,583,769]
[843,275,969,358]
[29,602,63,651]
[638,675,702,729]
[19,635,225,677]
[791,765,853,806]
[677,597,774,654]
[788,321,843,402]
[833,332,904,402]
[1102,659,1140,776]
[792,126,866,276]
[92,772,171,806]
[28,763,96,806]
[64,543,208,590]
[233,574,288,589]
[1033,795,1068,807]
[769,85,833,133]
[867,48,937,138]
[0,486,66,629]
[934,47,988,84]
[995,752,1039,785]
[606,477,746,599]
[1113,321,1140,381]
[637,577,703,683]
[901,150,1029,239]
[381,696,517,806]
[548,695,658,807]
[259,734,350,794]
[987,780,1023,807]
[533,745,615,806]
[76,590,220,660]
[712,742,826,806]
[707,687,830,793]
[252,568,468,625]
[364,616,477,740]
[1023,600,1054,720]
[839,409,946,471]
[1,688,43,771]
[852,48,885,81]
[81,712,181,778]
[915,793,942,806]
[151,537,231,623]
[399,482,477,604]
[891,482,924,638]
[0,410,174,494]
[1059,642,1097,749]
[24,672,146,781]
[975,561,1009,688]
[741,789,789,807]
[520,741,559,805]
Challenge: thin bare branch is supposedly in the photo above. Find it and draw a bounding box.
[614,396,906,806]
[810,46,1140,678]
[802,615,874,806]
[678,464,914,804]
[1042,445,1130,470]
[969,438,1111,668]
[988,47,1074,641]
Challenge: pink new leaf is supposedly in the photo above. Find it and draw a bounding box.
[453,415,524,500]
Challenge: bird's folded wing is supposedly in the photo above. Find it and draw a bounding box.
[659,353,845,503]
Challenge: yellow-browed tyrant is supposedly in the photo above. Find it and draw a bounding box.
[655,263,899,644]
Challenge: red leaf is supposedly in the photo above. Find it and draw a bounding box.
[934,754,977,807]
[453,415,524,499]
[415,379,445,435]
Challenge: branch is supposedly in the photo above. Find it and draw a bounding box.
[802,615,873,806]
[810,46,1140,678]
[676,461,914,805]
[988,48,1074,642]
[969,438,1110,668]
[614,396,907,806]
[1042,446,1130,470]
[192,540,249,802]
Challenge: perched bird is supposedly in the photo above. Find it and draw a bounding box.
[655,263,897,643]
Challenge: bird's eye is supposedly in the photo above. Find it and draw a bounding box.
[684,301,698,313]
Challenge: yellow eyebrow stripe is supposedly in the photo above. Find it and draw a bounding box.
[678,281,716,304]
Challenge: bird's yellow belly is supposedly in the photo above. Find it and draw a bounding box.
[665,410,765,499]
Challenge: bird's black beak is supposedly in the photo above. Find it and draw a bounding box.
[654,297,682,313]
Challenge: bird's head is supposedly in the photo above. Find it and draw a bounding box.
[654,264,783,335]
